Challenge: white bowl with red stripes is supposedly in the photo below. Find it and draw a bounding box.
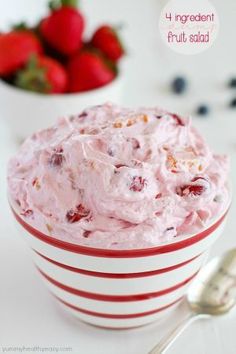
[10,199,230,329]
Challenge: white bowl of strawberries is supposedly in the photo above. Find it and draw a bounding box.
[0,0,125,140]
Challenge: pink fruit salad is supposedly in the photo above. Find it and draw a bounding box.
[7,103,229,249]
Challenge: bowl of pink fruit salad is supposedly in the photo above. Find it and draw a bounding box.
[8,103,230,328]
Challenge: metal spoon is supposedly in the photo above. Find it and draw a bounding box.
[149,249,236,354]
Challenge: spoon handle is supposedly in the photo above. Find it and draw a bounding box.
[148,312,198,354]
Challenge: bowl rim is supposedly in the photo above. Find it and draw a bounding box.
[0,71,123,99]
[9,194,231,258]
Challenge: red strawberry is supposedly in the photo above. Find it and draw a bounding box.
[21,209,34,217]
[171,113,185,126]
[83,230,91,238]
[66,204,90,223]
[91,25,124,62]
[115,164,127,169]
[177,184,205,196]
[49,150,65,166]
[0,31,42,77]
[67,51,115,92]
[40,0,84,56]
[176,177,209,197]
[129,176,147,192]
[15,55,68,93]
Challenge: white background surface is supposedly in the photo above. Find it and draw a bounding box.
[0,0,236,353]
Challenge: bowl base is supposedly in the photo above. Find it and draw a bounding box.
[56,297,181,330]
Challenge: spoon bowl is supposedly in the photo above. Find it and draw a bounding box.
[149,249,236,354]
[188,249,236,315]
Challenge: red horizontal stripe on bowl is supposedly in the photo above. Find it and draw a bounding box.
[34,250,202,278]
[38,267,199,302]
[55,295,183,319]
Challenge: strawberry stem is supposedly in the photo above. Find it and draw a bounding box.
[15,54,51,94]
[49,0,60,11]
[12,21,29,31]
[49,0,78,10]
[61,0,78,7]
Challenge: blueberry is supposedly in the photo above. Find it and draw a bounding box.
[229,98,236,108]
[171,77,187,94]
[229,78,236,88]
[196,104,209,116]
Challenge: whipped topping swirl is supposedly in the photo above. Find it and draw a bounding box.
[8,103,229,249]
